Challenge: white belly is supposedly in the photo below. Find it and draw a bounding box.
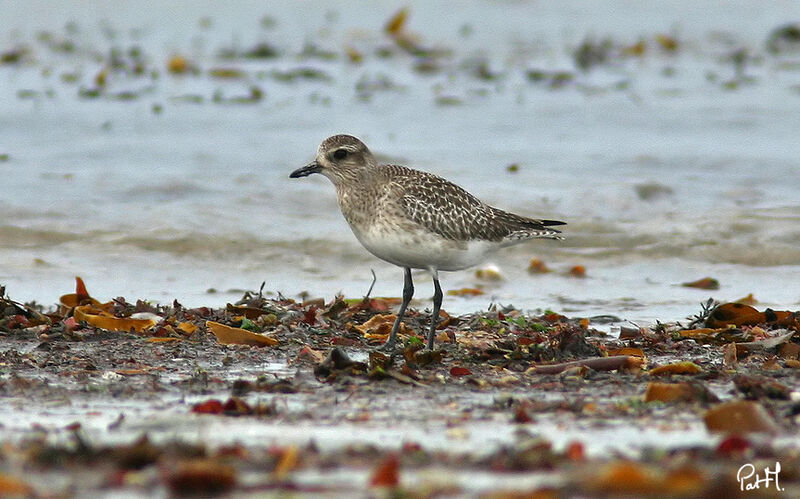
[351,224,497,271]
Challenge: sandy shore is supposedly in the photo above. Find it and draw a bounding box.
[1,283,798,496]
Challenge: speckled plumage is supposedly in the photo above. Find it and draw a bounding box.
[290,134,565,350]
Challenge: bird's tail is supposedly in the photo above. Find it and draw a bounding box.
[491,208,566,245]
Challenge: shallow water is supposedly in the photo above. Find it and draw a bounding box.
[2,0,800,324]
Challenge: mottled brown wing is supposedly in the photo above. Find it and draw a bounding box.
[387,165,566,242]
[389,165,552,242]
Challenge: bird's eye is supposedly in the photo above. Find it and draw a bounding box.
[333,149,348,160]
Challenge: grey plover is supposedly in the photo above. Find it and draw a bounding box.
[290,134,565,350]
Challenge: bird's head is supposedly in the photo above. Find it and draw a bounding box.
[290,134,375,184]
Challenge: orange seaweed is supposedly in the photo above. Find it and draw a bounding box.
[205,321,279,347]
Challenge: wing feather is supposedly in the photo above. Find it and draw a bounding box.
[385,165,564,242]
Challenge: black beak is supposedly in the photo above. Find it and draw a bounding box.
[289,161,321,178]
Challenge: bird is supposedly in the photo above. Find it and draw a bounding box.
[290,134,565,351]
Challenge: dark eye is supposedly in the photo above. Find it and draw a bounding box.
[333,148,348,160]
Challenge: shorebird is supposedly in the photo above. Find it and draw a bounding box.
[290,135,565,350]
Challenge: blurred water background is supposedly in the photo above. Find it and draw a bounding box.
[2,0,800,324]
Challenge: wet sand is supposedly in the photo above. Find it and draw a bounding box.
[1,283,798,496]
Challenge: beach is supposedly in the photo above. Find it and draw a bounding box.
[2,1,800,495]
[2,282,799,495]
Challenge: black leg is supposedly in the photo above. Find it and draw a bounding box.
[384,267,413,350]
[427,271,442,350]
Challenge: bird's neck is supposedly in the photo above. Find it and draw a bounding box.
[333,166,383,229]
[330,164,378,192]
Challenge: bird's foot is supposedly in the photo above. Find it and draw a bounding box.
[377,340,400,353]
